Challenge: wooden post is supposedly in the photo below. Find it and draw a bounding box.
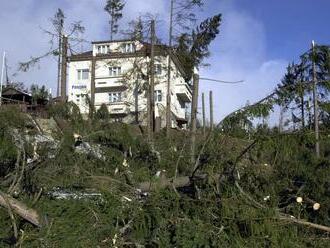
[202,92,206,135]
[134,80,139,124]
[312,41,320,158]
[190,69,199,165]
[148,20,156,141]
[165,0,174,136]
[209,90,214,130]
[60,35,68,101]
[90,55,96,117]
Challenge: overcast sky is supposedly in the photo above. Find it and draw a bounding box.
[0,0,329,122]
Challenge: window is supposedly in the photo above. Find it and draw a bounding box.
[155,64,162,75]
[77,69,89,80]
[109,92,122,103]
[97,45,110,54]
[109,67,122,77]
[154,90,162,102]
[123,43,135,53]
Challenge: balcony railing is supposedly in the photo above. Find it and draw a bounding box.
[175,83,192,102]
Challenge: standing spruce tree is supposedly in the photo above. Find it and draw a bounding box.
[104,0,125,41]
[176,14,222,81]
[165,0,203,136]
[30,84,50,105]
[277,62,309,129]
[277,45,330,130]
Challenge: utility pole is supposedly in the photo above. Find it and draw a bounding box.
[57,17,64,97]
[202,92,206,135]
[312,40,320,158]
[209,90,214,130]
[0,51,6,106]
[165,0,174,136]
[60,35,68,101]
[190,68,199,165]
[90,54,96,117]
[148,20,156,141]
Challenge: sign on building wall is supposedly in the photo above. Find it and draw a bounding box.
[72,85,87,90]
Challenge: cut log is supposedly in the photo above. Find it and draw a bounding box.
[279,214,330,233]
[0,190,42,227]
[137,176,191,192]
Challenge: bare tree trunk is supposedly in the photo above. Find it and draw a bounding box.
[148,20,156,141]
[202,93,205,135]
[110,13,114,41]
[312,41,320,157]
[0,190,42,227]
[209,90,214,130]
[60,35,68,102]
[190,70,199,165]
[134,80,139,124]
[166,0,174,136]
[90,55,96,118]
[57,19,63,97]
[301,91,305,128]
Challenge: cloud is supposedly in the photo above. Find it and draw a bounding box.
[0,0,287,125]
[199,3,287,123]
[0,0,167,93]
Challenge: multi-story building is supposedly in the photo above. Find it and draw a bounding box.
[67,39,192,128]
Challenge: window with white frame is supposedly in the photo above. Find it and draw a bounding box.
[123,43,135,53]
[109,67,122,77]
[155,64,162,75]
[109,92,122,103]
[97,45,110,54]
[77,69,89,80]
[154,90,162,102]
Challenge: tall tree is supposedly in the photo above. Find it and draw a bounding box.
[30,84,50,105]
[176,14,222,81]
[277,62,309,129]
[104,0,125,41]
[52,9,65,97]
[166,0,203,136]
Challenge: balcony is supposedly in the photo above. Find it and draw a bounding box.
[95,101,130,115]
[175,83,192,102]
[95,79,127,93]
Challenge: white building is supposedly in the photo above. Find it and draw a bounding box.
[67,39,192,128]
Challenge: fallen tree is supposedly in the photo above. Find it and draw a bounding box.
[0,190,43,227]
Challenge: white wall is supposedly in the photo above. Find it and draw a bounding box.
[68,41,191,126]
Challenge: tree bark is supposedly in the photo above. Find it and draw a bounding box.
[312,41,320,157]
[0,190,42,227]
[165,0,174,137]
[209,90,214,130]
[60,35,68,101]
[202,93,205,135]
[190,71,199,165]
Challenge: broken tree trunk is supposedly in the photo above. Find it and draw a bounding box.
[137,176,191,192]
[0,190,43,227]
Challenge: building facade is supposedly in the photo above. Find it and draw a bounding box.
[67,39,192,128]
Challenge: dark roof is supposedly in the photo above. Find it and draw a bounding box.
[75,51,92,56]
[68,42,188,78]
[2,86,31,97]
